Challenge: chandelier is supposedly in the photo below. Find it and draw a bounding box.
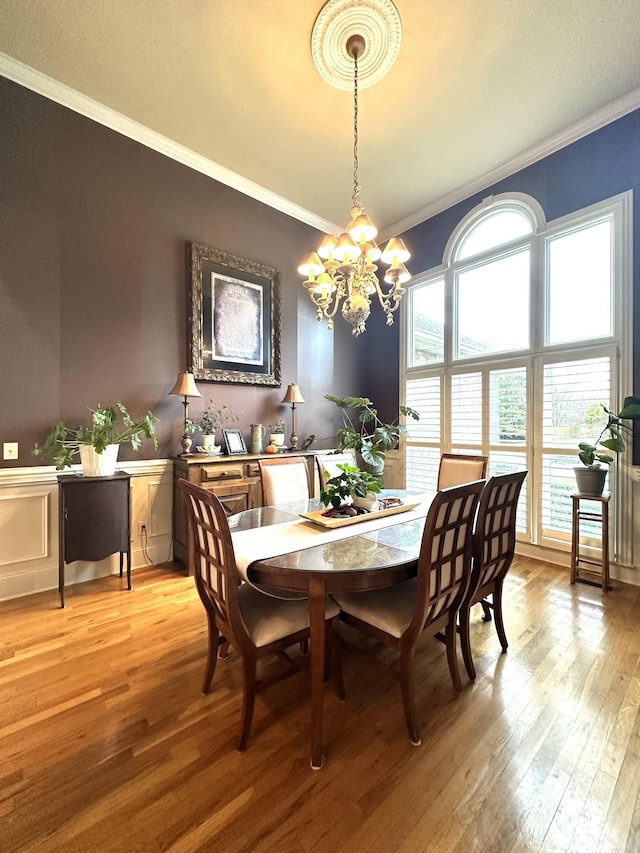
[298,4,410,337]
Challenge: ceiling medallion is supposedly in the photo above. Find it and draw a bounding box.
[311,0,402,90]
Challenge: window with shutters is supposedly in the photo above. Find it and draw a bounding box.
[402,191,632,556]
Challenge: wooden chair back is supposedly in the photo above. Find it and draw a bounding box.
[177,478,249,655]
[437,453,488,489]
[177,477,344,751]
[471,470,527,595]
[316,452,357,488]
[334,478,484,744]
[411,479,485,637]
[459,470,527,681]
[258,456,311,505]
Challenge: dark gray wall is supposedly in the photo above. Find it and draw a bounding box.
[0,78,367,466]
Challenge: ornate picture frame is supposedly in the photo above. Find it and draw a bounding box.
[188,242,281,385]
[222,428,247,455]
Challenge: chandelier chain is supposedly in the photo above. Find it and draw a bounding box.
[352,51,361,209]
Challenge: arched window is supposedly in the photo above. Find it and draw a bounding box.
[402,191,632,561]
[454,206,534,261]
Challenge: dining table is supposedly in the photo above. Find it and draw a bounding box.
[228,489,435,768]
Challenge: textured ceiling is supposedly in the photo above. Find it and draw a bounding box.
[1,0,640,236]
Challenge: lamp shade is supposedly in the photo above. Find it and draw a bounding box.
[297,252,324,278]
[281,384,305,404]
[169,372,202,398]
[349,213,377,244]
[380,237,411,265]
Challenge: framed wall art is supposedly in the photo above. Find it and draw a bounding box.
[188,242,281,386]
[222,428,247,455]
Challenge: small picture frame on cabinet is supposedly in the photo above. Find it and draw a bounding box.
[222,428,247,455]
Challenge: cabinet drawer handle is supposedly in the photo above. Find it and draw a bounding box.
[202,468,242,481]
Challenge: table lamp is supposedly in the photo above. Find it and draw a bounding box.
[281,383,305,449]
[169,372,202,455]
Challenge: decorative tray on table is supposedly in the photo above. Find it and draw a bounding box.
[300,498,420,529]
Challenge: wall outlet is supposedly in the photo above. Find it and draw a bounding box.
[3,442,18,460]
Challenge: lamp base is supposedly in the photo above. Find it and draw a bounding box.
[289,432,299,449]
[180,434,193,456]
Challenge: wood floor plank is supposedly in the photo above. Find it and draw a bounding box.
[1,557,639,852]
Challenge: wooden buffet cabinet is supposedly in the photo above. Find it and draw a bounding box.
[173,450,319,566]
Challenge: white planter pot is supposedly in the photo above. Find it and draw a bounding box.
[270,433,285,446]
[79,444,119,477]
[351,490,379,512]
[201,434,219,452]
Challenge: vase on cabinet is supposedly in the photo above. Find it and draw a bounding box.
[79,444,119,477]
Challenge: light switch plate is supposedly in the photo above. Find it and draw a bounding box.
[3,442,18,460]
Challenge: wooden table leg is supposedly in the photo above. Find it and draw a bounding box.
[308,574,327,770]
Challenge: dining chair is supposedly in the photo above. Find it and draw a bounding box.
[458,470,527,681]
[258,456,311,505]
[437,452,488,489]
[333,479,485,746]
[316,451,357,487]
[177,478,343,751]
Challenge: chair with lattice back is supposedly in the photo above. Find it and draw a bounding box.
[177,478,343,751]
[458,470,527,681]
[334,480,484,745]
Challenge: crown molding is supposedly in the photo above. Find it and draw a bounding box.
[0,52,339,236]
[380,87,640,242]
[3,52,638,247]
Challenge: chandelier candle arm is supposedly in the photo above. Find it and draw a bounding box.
[299,12,410,337]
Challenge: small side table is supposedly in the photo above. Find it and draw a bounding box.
[58,472,131,607]
[570,493,610,592]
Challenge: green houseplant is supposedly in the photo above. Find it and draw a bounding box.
[186,400,239,450]
[325,394,420,473]
[575,396,640,494]
[269,418,287,447]
[320,462,383,510]
[33,402,158,474]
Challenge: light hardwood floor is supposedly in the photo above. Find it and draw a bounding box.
[1,557,639,852]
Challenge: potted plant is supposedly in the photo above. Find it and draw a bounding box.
[33,402,158,476]
[320,462,383,511]
[575,396,640,495]
[186,400,239,452]
[269,418,287,447]
[325,394,420,474]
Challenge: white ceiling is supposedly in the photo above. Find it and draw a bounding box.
[1,0,640,237]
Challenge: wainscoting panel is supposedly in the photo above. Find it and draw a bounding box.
[0,460,174,601]
[0,491,49,565]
